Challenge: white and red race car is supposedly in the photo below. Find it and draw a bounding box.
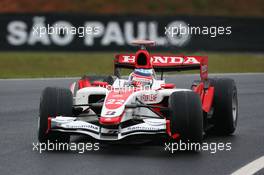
[38,40,238,144]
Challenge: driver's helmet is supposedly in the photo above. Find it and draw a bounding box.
[129,68,154,87]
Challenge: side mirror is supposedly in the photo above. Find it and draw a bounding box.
[161,83,175,89]
[92,81,109,87]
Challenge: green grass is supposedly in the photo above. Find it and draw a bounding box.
[0,52,263,78]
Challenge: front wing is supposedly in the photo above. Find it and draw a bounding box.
[50,116,167,141]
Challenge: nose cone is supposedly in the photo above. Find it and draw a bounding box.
[99,116,123,125]
[100,90,134,125]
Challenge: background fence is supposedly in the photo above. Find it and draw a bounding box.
[0,13,263,52]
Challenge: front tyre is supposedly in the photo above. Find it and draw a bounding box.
[38,87,73,144]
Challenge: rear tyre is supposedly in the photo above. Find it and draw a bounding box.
[38,87,73,144]
[168,91,203,143]
[207,78,238,135]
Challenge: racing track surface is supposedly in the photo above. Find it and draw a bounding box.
[0,74,263,175]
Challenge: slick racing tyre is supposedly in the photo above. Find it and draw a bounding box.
[207,78,238,135]
[168,91,203,143]
[38,87,73,144]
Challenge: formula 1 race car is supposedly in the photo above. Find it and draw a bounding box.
[38,40,238,144]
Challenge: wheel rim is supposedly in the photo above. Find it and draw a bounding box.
[232,90,238,125]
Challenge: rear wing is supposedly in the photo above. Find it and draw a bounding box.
[114,54,208,80]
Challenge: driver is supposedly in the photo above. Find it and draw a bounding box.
[128,68,155,87]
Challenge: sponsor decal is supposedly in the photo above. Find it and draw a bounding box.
[105,111,116,115]
[120,55,201,65]
[65,123,99,131]
[127,126,158,131]
[140,94,157,102]
[105,130,118,134]
[201,64,208,73]
[105,99,125,105]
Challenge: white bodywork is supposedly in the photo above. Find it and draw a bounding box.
[51,78,191,141]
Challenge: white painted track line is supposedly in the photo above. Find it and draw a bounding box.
[231,156,264,175]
